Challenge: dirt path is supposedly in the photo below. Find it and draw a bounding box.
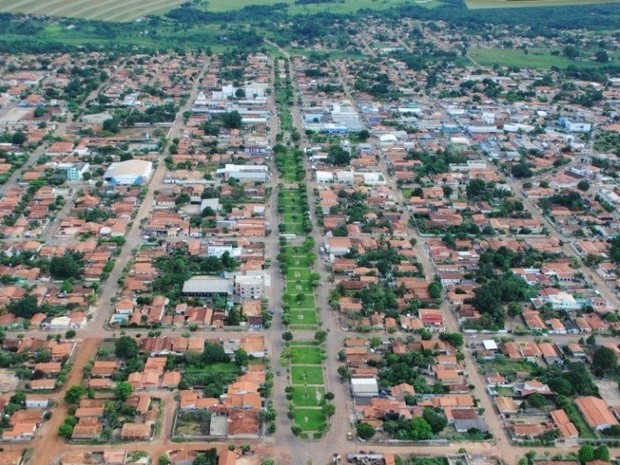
[31,338,100,465]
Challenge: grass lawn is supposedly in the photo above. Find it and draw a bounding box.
[291,366,324,385]
[284,293,315,309]
[286,279,313,293]
[294,408,326,432]
[288,309,318,325]
[282,221,304,235]
[291,346,323,364]
[495,386,516,397]
[293,386,325,407]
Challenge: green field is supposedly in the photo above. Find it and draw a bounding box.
[294,408,327,432]
[470,47,620,70]
[466,0,619,8]
[291,366,324,385]
[291,346,323,364]
[292,386,325,407]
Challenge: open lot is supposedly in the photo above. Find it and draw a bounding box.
[174,410,212,437]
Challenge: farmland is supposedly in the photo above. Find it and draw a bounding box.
[0,0,187,21]
[0,0,440,21]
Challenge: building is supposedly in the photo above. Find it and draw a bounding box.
[350,378,379,398]
[104,160,153,185]
[182,276,233,298]
[216,164,268,183]
[234,275,265,301]
[575,396,618,431]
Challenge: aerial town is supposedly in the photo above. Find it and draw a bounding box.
[0,7,618,465]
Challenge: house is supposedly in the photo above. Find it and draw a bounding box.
[91,361,118,378]
[25,397,48,409]
[515,380,552,397]
[2,422,36,441]
[496,396,519,416]
[350,378,379,398]
[419,309,443,329]
[538,342,562,365]
[120,423,151,440]
[575,396,618,431]
[550,409,578,442]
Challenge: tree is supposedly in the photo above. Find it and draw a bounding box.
[234,348,249,367]
[594,445,609,461]
[10,392,25,405]
[527,393,546,409]
[511,162,533,179]
[337,365,351,380]
[357,422,375,440]
[282,331,293,342]
[422,408,447,434]
[577,180,590,191]
[592,346,617,376]
[466,179,488,200]
[64,385,86,404]
[114,381,134,401]
[203,342,229,364]
[358,129,370,142]
[11,131,27,146]
[563,45,580,59]
[408,417,433,440]
[34,349,52,363]
[578,444,595,463]
[547,377,574,396]
[58,422,74,439]
[327,145,350,166]
[507,302,522,318]
[595,50,609,63]
[115,336,139,360]
[439,332,463,348]
[428,281,443,299]
[65,330,76,339]
[220,111,243,129]
[322,403,335,417]
[50,252,83,280]
[314,330,327,344]
[7,295,40,319]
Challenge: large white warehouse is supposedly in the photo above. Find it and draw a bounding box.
[104,160,153,185]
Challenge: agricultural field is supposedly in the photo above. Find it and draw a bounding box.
[0,0,187,21]
[0,0,442,21]
[466,0,620,9]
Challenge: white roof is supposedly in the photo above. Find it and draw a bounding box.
[483,340,498,351]
[105,160,152,178]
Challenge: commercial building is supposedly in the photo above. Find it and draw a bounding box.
[104,160,153,185]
